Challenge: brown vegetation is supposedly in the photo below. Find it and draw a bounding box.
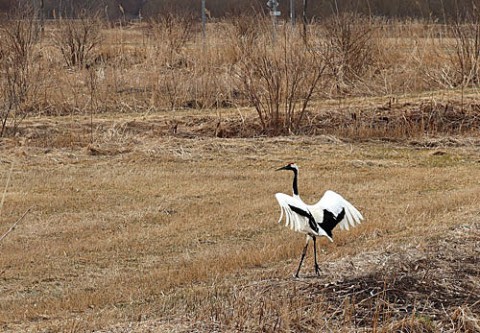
[1,122,480,332]
[2,14,480,137]
[0,12,480,333]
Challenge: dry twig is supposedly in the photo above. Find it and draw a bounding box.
[0,207,32,244]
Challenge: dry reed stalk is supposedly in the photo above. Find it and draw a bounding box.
[0,164,31,245]
[0,163,13,218]
[0,207,31,243]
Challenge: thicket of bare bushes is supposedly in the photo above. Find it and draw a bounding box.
[1,9,480,137]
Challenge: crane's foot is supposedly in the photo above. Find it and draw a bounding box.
[314,264,320,276]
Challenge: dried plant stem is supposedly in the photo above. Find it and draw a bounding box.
[0,207,31,243]
[0,164,31,244]
[0,163,13,218]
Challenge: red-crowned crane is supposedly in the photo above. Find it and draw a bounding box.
[275,162,364,277]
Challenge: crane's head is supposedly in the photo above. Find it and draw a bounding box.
[276,162,298,172]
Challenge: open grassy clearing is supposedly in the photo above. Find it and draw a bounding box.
[0,113,479,332]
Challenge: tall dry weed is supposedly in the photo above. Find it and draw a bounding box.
[144,14,205,110]
[0,8,478,138]
[322,12,379,94]
[316,13,385,96]
[146,13,195,66]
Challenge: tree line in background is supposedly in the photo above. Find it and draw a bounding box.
[0,0,479,21]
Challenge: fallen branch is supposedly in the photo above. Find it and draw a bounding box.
[0,207,32,243]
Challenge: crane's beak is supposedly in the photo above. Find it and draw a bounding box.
[275,165,287,171]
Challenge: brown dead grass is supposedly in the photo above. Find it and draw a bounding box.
[1,16,480,333]
[7,91,480,147]
[1,20,476,123]
[1,113,480,332]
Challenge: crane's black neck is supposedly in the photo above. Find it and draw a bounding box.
[292,169,299,196]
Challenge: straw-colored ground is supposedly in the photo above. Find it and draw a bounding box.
[0,108,479,332]
[1,16,480,332]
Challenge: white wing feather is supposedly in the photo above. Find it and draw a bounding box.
[308,190,363,231]
[275,193,311,233]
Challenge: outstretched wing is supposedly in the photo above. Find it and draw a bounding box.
[307,190,363,233]
[275,193,332,239]
[275,193,310,233]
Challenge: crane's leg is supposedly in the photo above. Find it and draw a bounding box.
[295,236,310,278]
[313,236,320,276]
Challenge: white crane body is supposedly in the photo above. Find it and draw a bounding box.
[274,163,364,277]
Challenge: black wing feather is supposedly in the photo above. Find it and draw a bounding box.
[288,204,319,233]
[321,208,345,238]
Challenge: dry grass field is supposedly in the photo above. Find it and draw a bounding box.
[1,108,480,332]
[0,14,480,332]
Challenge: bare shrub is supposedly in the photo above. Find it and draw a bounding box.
[423,17,480,90]
[147,13,194,66]
[230,13,262,58]
[234,24,326,135]
[322,12,379,95]
[54,12,103,68]
[0,12,38,137]
[449,20,480,87]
